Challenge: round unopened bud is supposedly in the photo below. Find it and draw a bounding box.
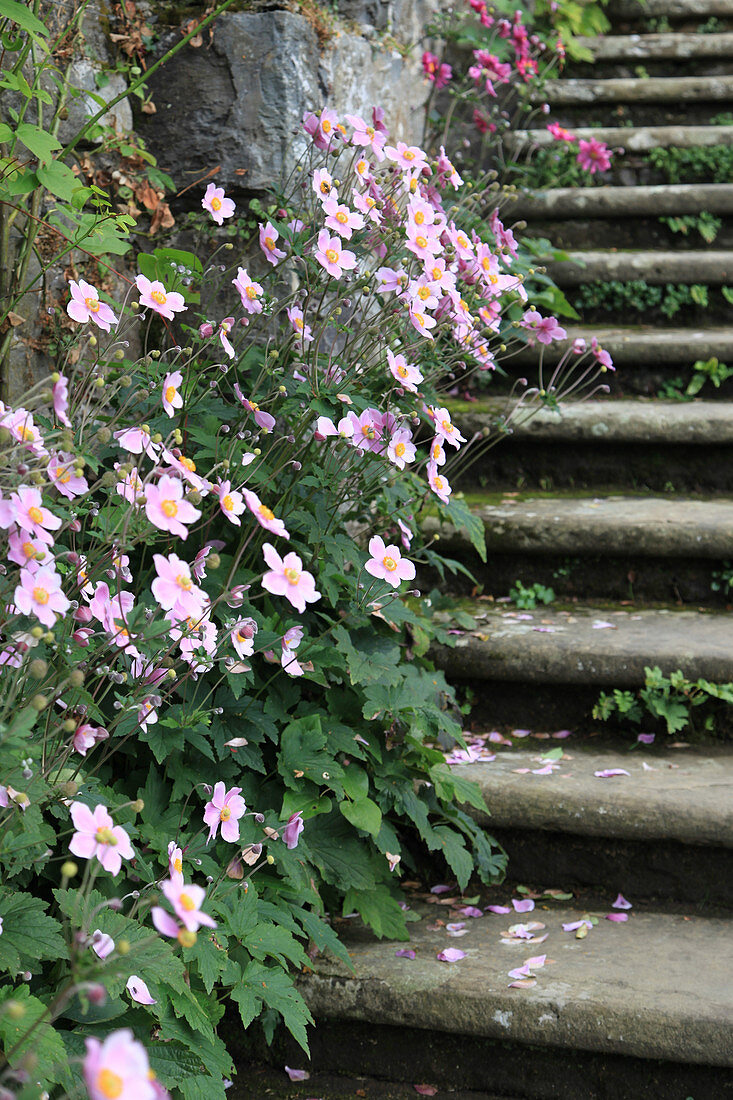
[63,780,78,798]
[120,375,132,386]
[114,348,125,360]
[278,385,287,394]
[29,658,47,679]
[207,553,220,570]
[61,860,78,878]
[87,983,106,1006]
[167,668,176,680]
[132,799,144,813]
[187,490,202,505]
[69,670,85,688]
[269,349,279,360]
[94,377,105,389]
[51,372,60,383]
[95,426,112,444]
[62,718,76,733]
[224,242,234,250]
[150,350,161,360]
[100,471,116,488]
[117,939,130,955]
[89,335,97,347]
[178,929,197,949]
[32,694,48,711]
[266,854,275,865]
[30,626,44,640]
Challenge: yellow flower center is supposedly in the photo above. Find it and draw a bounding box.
[383,556,398,571]
[180,456,196,472]
[284,567,300,585]
[22,541,37,560]
[432,443,442,460]
[151,289,167,305]
[320,180,331,194]
[415,235,427,249]
[258,504,275,522]
[397,364,409,378]
[96,1069,123,1099]
[294,317,304,330]
[431,266,441,280]
[222,494,234,512]
[165,385,176,403]
[414,211,425,225]
[481,257,492,271]
[220,806,231,821]
[336,211,348,224]
[179,893,196,911]
[322,119,332,133]
[32,585,49,605]
[59,468,71,483]
[366,126,375,138]
[174,856,182,873]
[246,285,258,299]
[211,196,222,211]
[28,506,43,524]
[418,286,430,300]
[85,297,101,313]
[18,426,34,442]
[176,574,192,590]
[434,476,444,491]
[414,314,425,327]
[457,235,468,248]
[325,248,339,264]
[95,828,117,847]
[404,150,415,160]
[161,499,178,518]
[361,424,375,439]
[177,928,197,948]
[489,273,499,285]
[441,419,454,434]
[264,236,275,251]
[395,442,405,457]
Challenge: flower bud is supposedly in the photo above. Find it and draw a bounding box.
[69,670,85,688]
[266,854,275,865]
[61,860,78,878]
[62,718,76,733]
[207,553,220,570]
[63,781,78,799]
[117,939,130,955]
[95,426,112,444]
[32,694,48,711]
[89,335,97,347]
[114,348,125,360]
[87,984,107,1005]
[29,659,47,679]
[177,929,197,948]
[132,799,144,813]
[30,627,44,640]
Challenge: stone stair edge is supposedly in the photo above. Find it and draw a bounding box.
[450,745,733,847]
[432,604,733,685]
[543,249,733,285]
[505,182,733,218]
[299,908,733,1067]
[574,30,733,59]
[533,75,733,105]
[506,123,733,150]
[606,0,733,16]
[448,398,733,443]
[503,325,733,367]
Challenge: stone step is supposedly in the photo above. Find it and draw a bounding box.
[533,75,733,106]
[608,0,733,17]
[451,745,733,904]
[525,217,733,254]
[508,123,733,150]
[455,399,733,444]
[450,495,733,558]
[575,30,733,59]
[544,248,733,285]
[295,908,733,1095]
[507,183,733,219]
[507,326,733,367]
[434,605,733,686]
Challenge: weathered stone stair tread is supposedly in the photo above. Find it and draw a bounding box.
[300,909,733,1066]
[455,399,733,443]
[436,606,733,684]
[452,746,733,846]
[575,30,733,58]
[609,0,733,16]
[507,123,733,150]
[508,325,733,366]
[507,182,733,218]
[544,249,733,285]
[534,75,733,104]
[462,496,733,557]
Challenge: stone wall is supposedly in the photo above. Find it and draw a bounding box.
[138,0,441,196]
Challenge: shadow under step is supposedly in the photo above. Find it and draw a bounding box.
[543,249,733,285]
[533,75,733,106]
[506,123,733,152]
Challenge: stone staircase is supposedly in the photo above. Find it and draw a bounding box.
[231,2,733,1096]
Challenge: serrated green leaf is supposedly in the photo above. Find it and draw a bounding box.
[0,986,66,1085]
[0,892,67,976]
[232,961,312,1053]
[433,825,473,891]
[343,885,409,940]
[244,924,309,968]
[339,796,382,837]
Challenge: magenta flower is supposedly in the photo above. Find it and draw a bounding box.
[168,841,184,883]
[314,229,357,279]
[231,617,257,660]
[520,309,567,345]
[283,811,304,849]
[261,542,321,613]
[66,280,119,331]
[323,197,365,240]
[427,462,452,504]
[577,138,612,174]
[162,370,183,417]
[135,274,186,319]
[69,802,134,876]
[218,480,246,526]
[384,141,427,173]
[83,1029,156,1100]
[259,221,287,265]
[114,426,159,460]
[202,182,236,225]
[365,535,416,590]
[287,305,313,343]
[431,406,466,448]
[219,316,235,359]
[204,782,246,843]
[386,349,423,392]
[144,475,201,539]
[343,113,387,159]
[233,267,264,313]
[161,878,218,931]
[243,488,290,539]
[422,51,452,88]
[547,121,576,142]
[14,565,70,627]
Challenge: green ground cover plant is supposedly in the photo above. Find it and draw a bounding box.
[594,667,733,738]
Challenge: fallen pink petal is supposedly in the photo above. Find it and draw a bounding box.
[430,884,452,894]
[396,948,416,959]
[485,905,511,914]
[637,733,655,744]
[613,893,633,909]
[508,978,537,988]
[285,1067,310,1081]
[437,947,466,962]
[606,912,629,922]
[594,768,630,778]
[563,919,593,932]
[414,1087,438,1096]
[457,906,483,918]
[512,898,535,913]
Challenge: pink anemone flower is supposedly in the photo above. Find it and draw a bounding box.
[364,535,416,589]
[66,280,119,331]
[83,1029,156,1100]
[261,542,321,613]
[69,802,134,876]
[203,782,246,843]
[202,182,236,224]
[162,370,184,417]
[144,475,201,539]
[14,565,70,627]
[243,488,290,539]
[135,274,186,319]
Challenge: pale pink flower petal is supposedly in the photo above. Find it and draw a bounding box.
[612,893,633,909]
[437,947,465,962]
